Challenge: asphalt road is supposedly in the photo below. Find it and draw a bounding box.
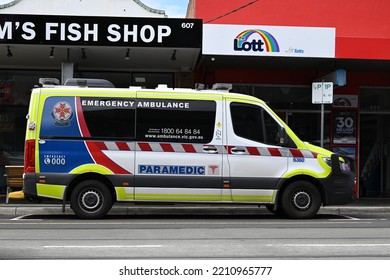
[1,212,390,259]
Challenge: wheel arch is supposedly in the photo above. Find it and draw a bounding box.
[276,175,325,208]
[65,172,116,203]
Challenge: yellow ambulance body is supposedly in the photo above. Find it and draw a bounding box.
[23,79,355,218]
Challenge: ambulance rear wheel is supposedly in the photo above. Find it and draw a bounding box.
[70,180,113,219]
[281,181,321,219]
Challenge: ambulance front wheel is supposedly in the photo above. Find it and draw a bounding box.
[70,180,113,219]
[281,181,321,219]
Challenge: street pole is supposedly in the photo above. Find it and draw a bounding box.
[320,79,324,148]
[321,103,324,148]
[312,81,333,148]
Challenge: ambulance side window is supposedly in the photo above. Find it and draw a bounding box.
[136,99,216,143]
[40,97,136,140]
[81,98,136,139]
[230,102,280,146]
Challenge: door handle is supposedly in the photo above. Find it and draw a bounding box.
[203,145,218,154]
[231,147,246,154]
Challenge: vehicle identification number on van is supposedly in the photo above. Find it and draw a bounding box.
[139,165,205,175]
[293,157,305,163]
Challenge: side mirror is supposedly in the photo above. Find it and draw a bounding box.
[278,127,296,148]
[279,127,287,146]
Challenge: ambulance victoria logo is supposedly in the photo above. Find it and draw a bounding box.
[52,101,73,126]
[234,29,280,53]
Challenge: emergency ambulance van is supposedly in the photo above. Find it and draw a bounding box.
[23,79,355,219]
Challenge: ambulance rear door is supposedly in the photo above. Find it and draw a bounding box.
[37,94,137,201]
[134,92,224,202]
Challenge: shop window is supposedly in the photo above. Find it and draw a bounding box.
[288,112,330,148]
[132,72,173,89]
[0,106,26,164]
[75,71,131,88]
[360,88,390,112]
[232,84,321,111]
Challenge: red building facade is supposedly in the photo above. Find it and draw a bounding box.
[188,0,390,198]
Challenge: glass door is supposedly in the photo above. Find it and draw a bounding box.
[359,116,382,197]
[360,88,390,197]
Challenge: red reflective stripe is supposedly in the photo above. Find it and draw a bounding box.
[268,148,282,156]
[138,142,152,151]
[94,141,107,150]
[290,149,304,157]
[160,143,174,152]
[247,147,260,155]
[86,141,130,174]
[76,97,91,137]
[128,143,316,158]
[182,144,196,153]
[225,146,233,154]
[116,142,131,151]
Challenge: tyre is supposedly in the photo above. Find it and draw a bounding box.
[70,180,113,219]
[281,181,321,219]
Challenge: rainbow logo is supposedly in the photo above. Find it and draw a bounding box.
[234,29,280,53]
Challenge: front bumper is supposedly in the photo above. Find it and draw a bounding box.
[322,154,355,206]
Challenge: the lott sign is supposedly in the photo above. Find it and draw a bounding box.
[233,29,280,53]
[203,24,335,58]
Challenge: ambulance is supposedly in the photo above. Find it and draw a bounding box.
[23,78,355,219]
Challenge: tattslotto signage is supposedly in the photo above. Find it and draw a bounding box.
[0,14,202,48]
[333,111,357,144]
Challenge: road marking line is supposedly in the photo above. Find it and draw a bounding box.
[340,215,360,220]
[329,215,381,221]
[44,245,163,249]
[10,214,38,221]
[267,244,390,247]
[2,219,373,225]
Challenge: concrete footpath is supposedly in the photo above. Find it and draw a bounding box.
[1,197,390,217]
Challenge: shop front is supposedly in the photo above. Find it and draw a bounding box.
[188,0,390,198]
[0,0,202,195]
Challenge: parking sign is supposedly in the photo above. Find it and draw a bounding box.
[312,82,333,104]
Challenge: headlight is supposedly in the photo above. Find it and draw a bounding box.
[321,157,332,167]
[322,156,351,172]
[340,160,351,172]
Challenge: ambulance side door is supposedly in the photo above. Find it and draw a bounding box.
[134,92,224,202]
[225,100,288,203]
